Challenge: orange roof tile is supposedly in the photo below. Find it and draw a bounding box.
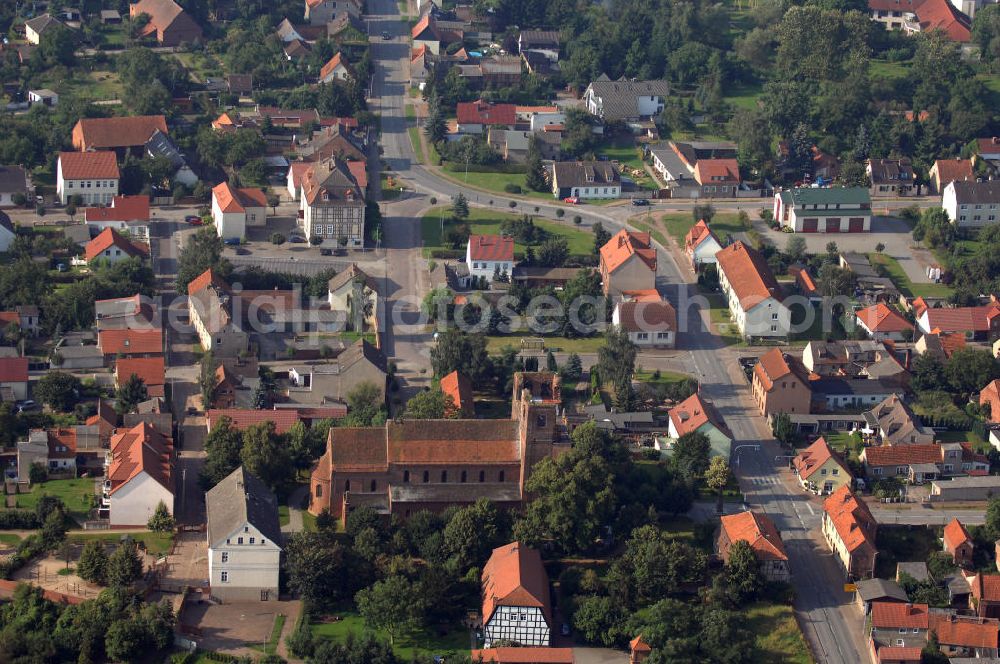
[932,158,973,186]
[440,370,473,417]
[59,151,120,180]
[615,299,676,333]
[684,219,718,255]
[206,409,302,435]
[975,575,1000,602]
[916,0,971,41]
[84,195,150,223]
[930,613,1000,649]
[753,348,798,392]
[187,268,231,296]
[981,379,1000,422]
[0,312,19,327]
[107,422,172,495]
[876,646,922,663]
[470,649,574,664]
[719,511,788,562]
[115,356,165,394]
[97,328,163,356]
[823,485,876,553]
[668,392,729,439]
[715,241,783,311]
[72,115,167,151]
[482,542,551,626]
[793,437,849,481]
[600,229,656,274]
[212,182,267,213]
[944,517,973,551]
[319,52,353,81]
[856,303,914,334]
[0,357,28,383]
[346,160,368,191]
[693,158,739,185]
[862,444,941,467]
[468,234,514,262]
[871,602,929,629]
[84,227,149,262]
[629,636,651,654]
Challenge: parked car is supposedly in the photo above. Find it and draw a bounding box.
[235,247,250,255]
[563,196,579,204]
[223,237,241,246]
[16,400,37,413]
[185,215,204,225]
[320,248,332,256]
[289,235,307,243]
[631,198,650,206]
[381,31,391,40]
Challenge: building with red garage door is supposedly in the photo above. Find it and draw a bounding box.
[773,186,872,233]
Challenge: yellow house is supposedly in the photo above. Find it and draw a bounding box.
[792,437,852,495]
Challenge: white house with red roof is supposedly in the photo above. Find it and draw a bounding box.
[84,195,151,240]
[0,357,29,401]
[717,511,790,581]
[666,392,732,457]
[612,290,677,349]
[693,159,740,197]
[466,234,515,282]
[915,299,1000,341]
[482,541,552,648]
[715,240,790,340]
[56,151,120,204]
[599,229,657,296]
[84,228,150,265]
[868,601,929,651]
[855,303,915,342]
[104,422,174,526]
[318,52,354,84]
[684,219,722,269]
[305,0,360,25]
[212,182,267,241]
[456,100,517,134]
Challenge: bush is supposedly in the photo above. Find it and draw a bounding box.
[0,510,41,530]
[429,197,437,205]
[504,183,522,194]
[508,200,517,208]
[573,215,582,225]
[556,208,565,218]
[270,233,286,245]
[310,236,322,246]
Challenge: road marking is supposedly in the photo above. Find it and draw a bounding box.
[806,502,815,515]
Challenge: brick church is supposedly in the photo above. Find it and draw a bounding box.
[309,372,569,519]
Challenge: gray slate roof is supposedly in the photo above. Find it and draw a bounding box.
[206,466,282,548]
[0,166,27,194]
[587,79,669,120]
[949,180,1000,204]
[855,577,908,602]
[552,161,620,188]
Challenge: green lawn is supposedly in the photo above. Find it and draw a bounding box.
[5,478,96,525]
[70,531,174,556]
[870,59,911,81]
[788,302,847,345]
[404,105,415,121]
[700,290,745,346]
[420,206,593,257]
[278,505,290,527]
[634,369,693,388]
[260,614,286,655]
[440,169,554,201]
[407,126,426,164]
[484,335,606,354]
[381,172,403,200]
[632,218,668,248]
[0,533,21,546]
[868,253,954,298]
[595,142,659,190]
[746,603,814,664]
[312,612,469,660]
[723,81,763,110]
[661,213,748,246]
[301,510,318,532]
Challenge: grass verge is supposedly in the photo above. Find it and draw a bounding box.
[868,253,954,298]
[745,602,815,664]
[420,206,593,257]
[4,478,96,525]
[312,611,468,661]
[70,531,174,556]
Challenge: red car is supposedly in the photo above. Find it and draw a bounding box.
[563,196,579,204]
[185,215,204,225]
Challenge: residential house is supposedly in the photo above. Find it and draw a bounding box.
[979,136,1000,161]
[466,235,515,283]
[206,466,282,602]
[0,213,13,253]
[145,129,198,187]
[793,437,852,495]
[598,229,657,297]
[305,0,361,25]
[486,129,560,163]
[518,30,560,54]
[944,518,975,567]
[859,443,989,483]
[716,511,790,582]
[855,303,915,342]
[95,294,157,331]
[327,13,366,44]
[0,357,29,402]
[868,602,929,650]
[27,89,58,107]
[855,578,909,615]
[187,269,249,357]
[715,241,790,340]
[410,13,463,55]
[943,180,1000,228]
[972,575,1000,619]
[0,166,28,207]
[212,182,267,241]
[84,228,149,265]
[24,14,64,44]
[470,649,574,664]
[440,370,474,418]
[551,161,621,200]
[928,158,974,194]
[822,485,878,579]
[802,339,885,376]
[456,100,517,135]
[649,140,739,192]
[318,52,355,84]
[629,637,651,664]
[612,290,677,349]
[684,219,723,270]
[207,409,306,435]
[299,159,366,246]
[84,195,151,238]
[115,356,166,399]
[583,79,670,123]
[309,372,567,518]
[693,159,741,197]
[100,9,123,24]
[129,0,203,46]
[751,349,811,418]
[867,158,916,197]
[97,328,164,360]
[521,49,560,78]
[327,263,380,332]
[71,115,168,158]
[0,307,39,337]
[104,422,174,527]
[57,151,119,205]
[864,394,935,446]
[773,187,873,233]
[299,124,367,164]
[908,0,972,41]
[981,379,1000,423]
[930,612,1000,659]
[283,340,387,407]
[479,56,523,87]
[913,298,1000,340]
[809,376,898,411]
[284,38,312,62]
[930,475,1000,500]
[482,541,552,648]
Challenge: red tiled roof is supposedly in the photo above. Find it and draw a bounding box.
[470,649,574,664]
[107,422,173,495]
[876,646,922,663]
[789,264,818,295]
[98,328,163,356]
[975,575,1000,602]
[930,613,1000,649]
[981,379,1000,422]
[715,240,783,311]
[719,511,789,562]
[482,542,551,626]
[793,437,848,481]
[468,234,514,262]
[923,302,1000,334]
[213,182,267,213]
[916,0,971,42]
[0,312,19,326]
[84,228,149,262]
[753,348,797,392]
[862,444,941,467]
[868,0,920,10]
[600,229,656,274]
[615,299,676,333]
[59,151,120,180]
[72,115,167,151]
[0,357,28,383]
[856,303,913,333]
[871,602,929,629]
[684,219,719,255]
[937,331,967,358]
[823,485,876,553]
[668,392,729,439]
[346,161,368,191]
[440,370,473,417]
[319,52,353,81]
[944,517,973,551]
[187,268,231,296]
[630,636,651,654]
[456,100,517,126]
[84,195,150,223]
[977,137,1000,155]
[206,409,302,435]
[693,158,740,185]
[932,158,973,186]
[115,356,166,397]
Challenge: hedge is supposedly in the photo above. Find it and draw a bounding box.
[442,161,527,175]
[0,510,41,530]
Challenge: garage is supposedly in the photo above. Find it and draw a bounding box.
[825,218,841,232]
[848,217,865,232]
[801,218,818,232]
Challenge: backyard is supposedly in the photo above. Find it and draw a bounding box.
[874,525,939,579]
[437,167,554,201]
[867,253,954,298]
[5,478,97,525]
[661,213,749,246]
[420,206,593,257]
[483,334,606,354]
[69,531,174,556]
[745,602,814,664]
[311,610,469,661]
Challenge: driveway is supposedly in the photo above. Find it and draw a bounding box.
[159,530,208,591]
[179,601,287,655]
